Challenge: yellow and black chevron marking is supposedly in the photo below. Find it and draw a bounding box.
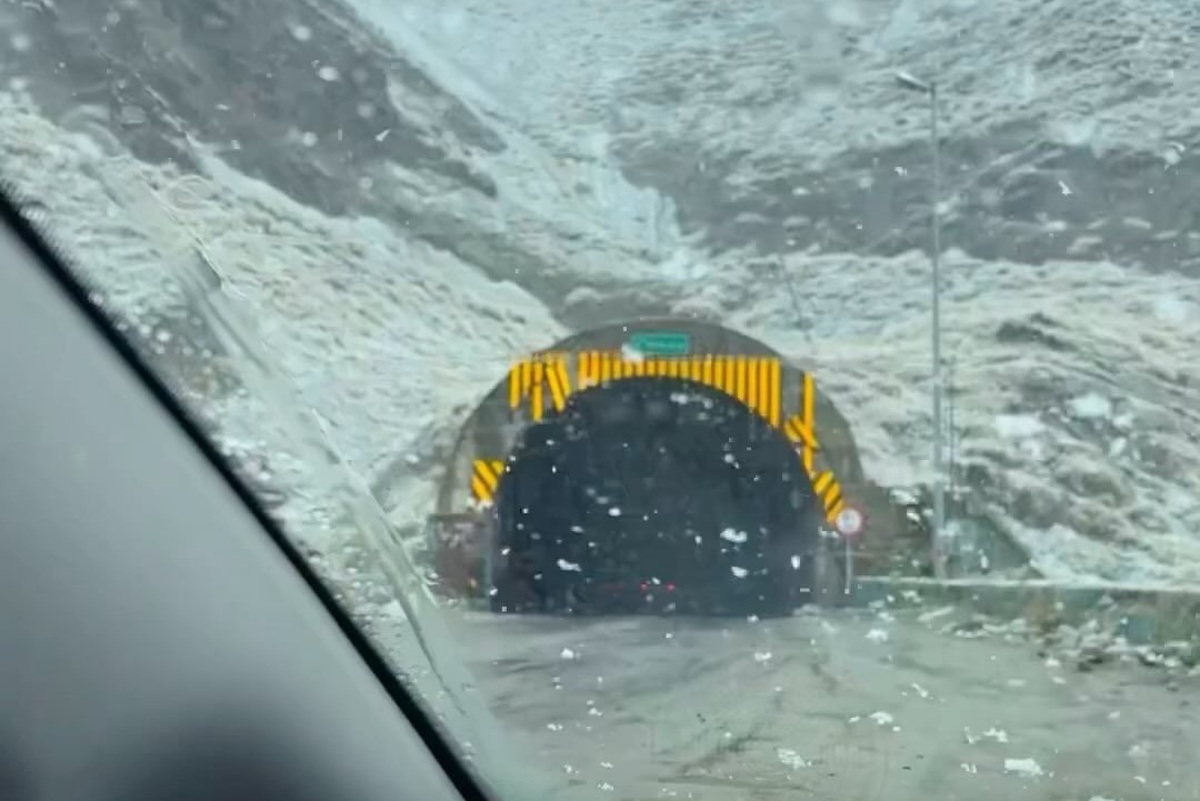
[508,351,783,426]
[780,372,844,522]
[810,468,846,523]
[782,373,819,474]
[494,354,847,524]
[507,353,573,422]
[469,459,506,506]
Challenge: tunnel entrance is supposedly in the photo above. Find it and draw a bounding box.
[489,377,821,616]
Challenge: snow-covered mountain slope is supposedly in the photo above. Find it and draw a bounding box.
[390,0,1200,584]
[4,0,1200,587]
[610,0,1200,261]
[0,0,681,320]
[401,0,1200,266]
[743,250,1200,583]
[0,89,559,540]
[556,234,1200,582]
[0,0,689,545]
[0,7,605,782]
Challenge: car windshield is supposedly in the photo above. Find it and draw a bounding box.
[6,1,1200,799]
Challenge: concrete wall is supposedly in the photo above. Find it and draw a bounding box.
[853,577,1200,646]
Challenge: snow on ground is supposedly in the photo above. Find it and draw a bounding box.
[400,0,1200,169]
[396,0,1200,279]
[0,89,562,546]
[545,231,1200,582]
[655,246,1200,583]
[382,0,1200,585]
[5,0,1200,589]
[387,0,875,152]
[0,87,579,794]
[8,75,1200,585]
[335,0,689,309]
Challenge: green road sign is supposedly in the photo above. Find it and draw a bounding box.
[629,331,691,356]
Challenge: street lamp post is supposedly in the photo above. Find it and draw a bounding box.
[946,355,957,497]
[894,70,947,574]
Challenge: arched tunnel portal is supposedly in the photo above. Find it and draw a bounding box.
[430,319,886,612]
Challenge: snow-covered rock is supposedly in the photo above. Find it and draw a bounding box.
[0,0,678,547]
[4,0,1200,589]
[387,0,1200,583]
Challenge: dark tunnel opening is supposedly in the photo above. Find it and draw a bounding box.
[489,377,823,617]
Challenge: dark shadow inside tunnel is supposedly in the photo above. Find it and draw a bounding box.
[489,377,822,617]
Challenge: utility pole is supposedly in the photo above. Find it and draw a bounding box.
[894,70,946,573]
[946,356,957,498]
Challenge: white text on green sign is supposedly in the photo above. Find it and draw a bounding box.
[629,332,690,356]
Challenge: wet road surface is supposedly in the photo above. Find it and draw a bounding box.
[439,606,1200,801]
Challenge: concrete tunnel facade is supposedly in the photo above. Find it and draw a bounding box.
[429,318,892,601]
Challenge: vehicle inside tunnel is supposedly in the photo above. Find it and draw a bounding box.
[488,376,823,617]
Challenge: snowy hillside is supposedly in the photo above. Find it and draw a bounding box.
[386,0,1200,584]
[0,0,687,543]
[735,249,1200,583]
[401,0,1200,263]
[0,0,682,314]
[0,90,554,540]
[543,231,1200,582]
[3,0,1200,587]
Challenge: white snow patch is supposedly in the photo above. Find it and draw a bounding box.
[1153,294,1190,323]
[1003,757,1045,778]
[1067,393,1112,420]
[994,414,1045,439]
[0,90,562,545]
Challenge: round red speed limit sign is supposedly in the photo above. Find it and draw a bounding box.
[834,505,865,539]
